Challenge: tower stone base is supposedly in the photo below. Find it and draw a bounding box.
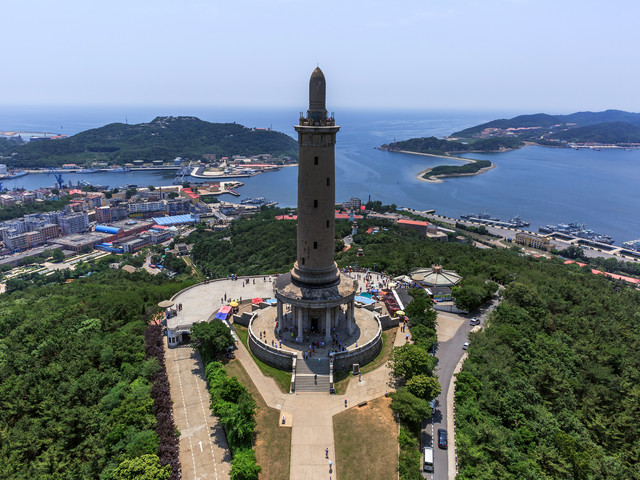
[274,272,357,343]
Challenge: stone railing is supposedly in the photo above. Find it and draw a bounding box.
[329,360,335,394]
[248,316,296,372]
[290,357,297,393]
[332,315,383,372]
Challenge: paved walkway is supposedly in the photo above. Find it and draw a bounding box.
[167,275,404,480]
[164,341,231,480]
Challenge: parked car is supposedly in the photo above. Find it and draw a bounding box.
[470,317,480,326]
[463,342,470,350]
[438,428,448,449]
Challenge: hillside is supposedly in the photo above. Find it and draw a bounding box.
[380,136,523,155]
[450,109,640,145]
[549,121,640,144]
[8,116,298,167]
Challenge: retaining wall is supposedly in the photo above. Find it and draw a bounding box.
[247,317,296,371]
[378,314,399,330]
[333,315,383,372]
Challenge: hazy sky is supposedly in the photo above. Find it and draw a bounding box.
[2,0,638,113]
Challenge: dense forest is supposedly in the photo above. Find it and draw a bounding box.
[456,260,640,479]
[7,116,298,167]
[0,269,192,479]
[426,160,493,178]
[380,136,523,155]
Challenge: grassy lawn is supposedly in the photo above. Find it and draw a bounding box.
[233,324,292,393]
[333,396,398,480]
[224,359,291,480]
[333,328,398,395]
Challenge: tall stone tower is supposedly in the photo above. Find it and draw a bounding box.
[291,67,341,288]
[274,67,357,343]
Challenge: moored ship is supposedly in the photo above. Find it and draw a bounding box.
[538,222,614,244]
[460,212,530,228]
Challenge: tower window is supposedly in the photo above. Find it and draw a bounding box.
[326,220,330,228]
[314,200,318,208]
[301,257,305,265]
[313,242,318,249]
[326,177,330,186]
[314,156,319,165]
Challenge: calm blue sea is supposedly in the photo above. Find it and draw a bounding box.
[1,105,639,244]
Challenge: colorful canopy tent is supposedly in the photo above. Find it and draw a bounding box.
[229,301,239,307]
[252,298,263,304]
[215,305,232,320]
[395,310,405,316]
[158,300,174,308]
[354,295,376,305]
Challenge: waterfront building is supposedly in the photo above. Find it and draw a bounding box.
[397,218,429,235]
[128,200,165,215]
[515,232,552,251]
[274,67,358,343]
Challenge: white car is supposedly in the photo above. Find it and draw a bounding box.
[462,342,470,350]
[470,318,480,326]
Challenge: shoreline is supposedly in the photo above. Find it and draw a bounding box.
[417,163,496,183]
[380,147,495,183]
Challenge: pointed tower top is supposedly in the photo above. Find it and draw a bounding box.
[309,67,326,120]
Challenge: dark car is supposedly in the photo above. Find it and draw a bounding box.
[438,428,448,449]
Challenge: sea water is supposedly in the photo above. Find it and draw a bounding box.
[1,106,639,244]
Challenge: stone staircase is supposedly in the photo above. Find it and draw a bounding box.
[295,357,330,393]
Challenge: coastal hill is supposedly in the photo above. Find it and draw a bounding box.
[7,116,298,167]
[381,109,640,158]
[451,109,640,144]
[380,109,640,182]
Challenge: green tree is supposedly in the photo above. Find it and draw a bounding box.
[52,248,65,263]
[390,387,431,432]
[405,374,441,401]
[387,344,436,380]
[191,320,235,363]
[230,448,261,480]
[112,454,171,480]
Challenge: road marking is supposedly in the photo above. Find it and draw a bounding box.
[173,349,190,428]
[195,360,220,478]
[199,440,203,452]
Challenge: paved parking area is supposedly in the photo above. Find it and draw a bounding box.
[165,342,232,480]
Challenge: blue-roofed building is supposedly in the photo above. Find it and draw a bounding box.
[95,225,121,235]
[152,214,199,226]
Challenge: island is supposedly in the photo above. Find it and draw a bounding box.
[1,116,298,169]
[381,109,640,181]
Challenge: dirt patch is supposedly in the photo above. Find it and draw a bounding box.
[333,396,398,480]
[224,359,291,480]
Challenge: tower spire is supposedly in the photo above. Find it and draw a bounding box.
[308,67,327,120]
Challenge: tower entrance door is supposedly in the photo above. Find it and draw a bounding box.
[311,317,319,332]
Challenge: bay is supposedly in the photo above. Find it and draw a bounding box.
[1,106,639,244]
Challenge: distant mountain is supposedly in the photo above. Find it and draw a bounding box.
[9,116,298,167]
[450,109,640,144]
[549,121,640,144]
